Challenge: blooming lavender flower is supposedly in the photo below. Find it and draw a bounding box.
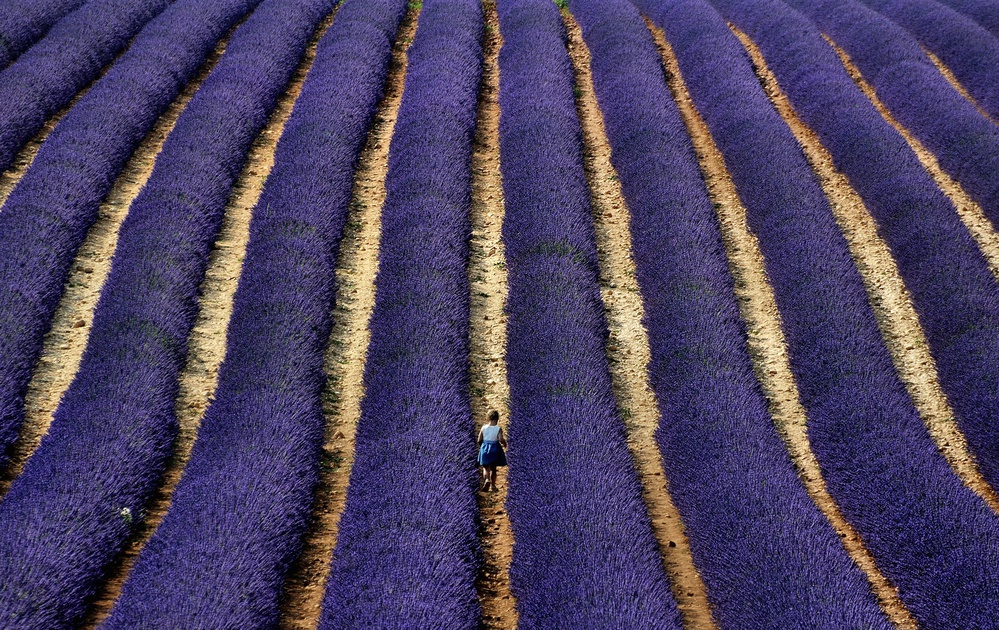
[105,0,412,624]
[574,0,889,625]
[317,0,485,626]
[0,0,86,69]
[0,0,343,625]
[692,0,999,624]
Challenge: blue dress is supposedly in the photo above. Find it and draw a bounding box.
[478,424,507,467]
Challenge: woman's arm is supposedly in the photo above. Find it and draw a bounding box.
[477,426,483,446]
[499,427,507,449]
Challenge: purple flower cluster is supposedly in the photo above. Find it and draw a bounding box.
[698,0,999,625]
[778,0,999,492]
[102,0,412,625]
[316,0,484,626]
[497,1,679,626]
[783,0,999,232]
[0,0,260,469]
[579,0,888,625]
[0,0,172,173]
[857,0,999,120]
[0,0,335,625]
[934,0,999,39]
[0,0,86,69]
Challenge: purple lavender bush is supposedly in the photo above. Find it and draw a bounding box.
[660,0,999,625]
[0,0,262,470]
[0,0,86,69]
[933,0,999,39]
[782,0,999,237]
[101,0,411,625]
[856,0,999,120]
[0,0,337,626]
[574,0,889,625]
[774,1,999,498]
[0,0,172,173]
[497,1,680,626]
[316,0,484,626]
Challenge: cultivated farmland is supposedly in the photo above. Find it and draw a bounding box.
[1,0,998,627]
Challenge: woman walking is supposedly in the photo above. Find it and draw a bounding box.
[477,410,507,491]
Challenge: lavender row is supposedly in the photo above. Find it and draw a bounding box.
[784,0,999,243]
[0,0,172,173]
[857,0,999,120]
[575,0,888,625]
[0,0,260,468]
[317,0,483,626]
[779,0,999,489]
[0,0,85,69]
[935,0,999,39]
[496,1,680,626]
[0,0,334,625]
[104,0,414,625]
[694,0,999,625]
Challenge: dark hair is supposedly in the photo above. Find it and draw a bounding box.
[488,410,499,423]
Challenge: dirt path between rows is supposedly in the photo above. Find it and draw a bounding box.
[80,11,343,626]
[647,21,916,629]
[0,38,232,502]
[823,36,999,286]
[468,2,518,628]
[276,7,419,628]
[920,47,997,125]
[565,14,717,629]
[736,28,999,518]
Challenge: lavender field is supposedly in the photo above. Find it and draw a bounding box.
[0,0,998,627]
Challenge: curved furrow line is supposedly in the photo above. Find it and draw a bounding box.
[497,1,680,627]
[562,12,716,630]
[0,0,336,626]
[779,0,999,241]
[0,0,86,69]
[83,9,343,628]
[920,47,997,124]
[706,0,999,625]
[0,0,174,174]
[824,39,999,283]
[468,1,518,628]
[317,0,484,625]
[277,6,418,628]
[96,0,411,626]
[0,0,263,471]
[0,36,229,500]
[718,0,999,505]
[628,4,908,626]
[0,79,93,210]
[734,25,999,515]
[0,14,148,211]
[856,0,999,120]
[933,0,999,38]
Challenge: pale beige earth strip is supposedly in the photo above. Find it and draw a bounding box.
[921,47,997,125]
[823,35,999,283]
[564,13,717,629]
[0,37,232,501]
[734,27,999,517]
[647,20,917,629]
[82,10,343,627]
[469,1,517,628]
[276,7,419,628]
